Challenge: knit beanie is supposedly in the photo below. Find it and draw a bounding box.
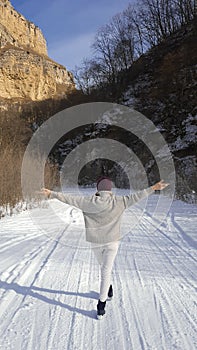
[97,177,112,191]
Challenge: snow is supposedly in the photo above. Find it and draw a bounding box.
[0,189,197,350]
[122,85,136,107]
[170,114,197,152]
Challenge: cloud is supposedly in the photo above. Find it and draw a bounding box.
[48,32,96,71]
[46,0,134,70]
[11,0,135,70]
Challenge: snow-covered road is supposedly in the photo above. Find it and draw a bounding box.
[0,193,196,350]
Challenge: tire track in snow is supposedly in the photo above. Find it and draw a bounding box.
[109,269,136,350]
[61,252,96,349]
[113,242,157,349]
[67,265,85,349]
[136,217,197,349]
[118,210,196,350]
[152,289,168,350]
[170,211,197,250]
[0,236,52,298]
[0,205,72,284]
[0,241,50,318]
[143,229,197,333]
[143,211,197,263]
[122,254,164,350]
[141,214,196,288]
[0,196,196,349]
[26,307,38,350]
[0,232,44,254]
[45,245,84,350]
[154,282,196,349]
[140,215,196,291]
[0,224,70,345]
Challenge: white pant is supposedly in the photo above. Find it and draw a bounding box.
[91,241,120,302]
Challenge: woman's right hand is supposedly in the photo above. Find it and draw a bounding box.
[38,188,51,198]
[151,180,169,191]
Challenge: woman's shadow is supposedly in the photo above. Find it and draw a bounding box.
[0,280,99,319]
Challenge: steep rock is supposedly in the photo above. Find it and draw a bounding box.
[0,0,47,55]
[0,47,75,100]
[0,0,75,100]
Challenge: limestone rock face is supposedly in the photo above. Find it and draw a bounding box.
[0,0,75,100]
[0,0,47,55]
[0,47,75,100]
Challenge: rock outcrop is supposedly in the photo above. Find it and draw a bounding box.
[0,0,47,55]
[0,0,75,100]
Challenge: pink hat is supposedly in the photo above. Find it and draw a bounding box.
[97,177,112,191]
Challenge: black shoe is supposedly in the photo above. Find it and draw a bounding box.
[108,285,113,299]
[97,299,106,320]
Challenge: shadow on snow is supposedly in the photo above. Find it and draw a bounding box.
[0,280,99,319]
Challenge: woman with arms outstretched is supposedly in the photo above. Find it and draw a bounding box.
[40,178,169,319]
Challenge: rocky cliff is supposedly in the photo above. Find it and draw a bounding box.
[0,0,75,100]
[0,0,47,55]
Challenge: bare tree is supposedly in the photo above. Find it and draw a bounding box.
[123,4,145,56]
[175,0,196,25]
[73,0,196,92]
[109,13,135,69]
[136,0,196,47]
[73,60,94,94]
[92,25,118,85]
[90,12,137,87]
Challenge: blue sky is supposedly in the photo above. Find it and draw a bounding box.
[11,0,134,71]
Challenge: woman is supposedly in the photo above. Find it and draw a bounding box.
[40,178,168,319]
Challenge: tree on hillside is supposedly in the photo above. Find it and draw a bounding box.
[135,0,196,47]
[73,0,196,93]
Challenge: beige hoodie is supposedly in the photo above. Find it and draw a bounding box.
[50,187,154,244]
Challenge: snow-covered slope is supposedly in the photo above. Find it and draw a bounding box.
[120,20,197,203]
[0,191,196,350]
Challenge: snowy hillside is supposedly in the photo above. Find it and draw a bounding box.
[0,190,196,350]
[119,20,197,203]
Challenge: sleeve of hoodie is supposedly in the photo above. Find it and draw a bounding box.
[122,187,154,209]
[49,191,86,210]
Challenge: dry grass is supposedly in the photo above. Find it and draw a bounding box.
[0,111,59,217]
